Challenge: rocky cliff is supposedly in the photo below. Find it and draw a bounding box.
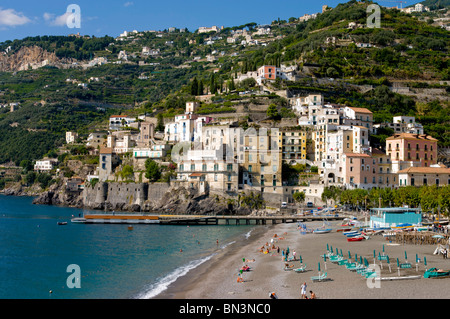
[0,46,72,72]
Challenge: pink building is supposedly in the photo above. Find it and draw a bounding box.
[386,133,438,172]
[343,153,377,189]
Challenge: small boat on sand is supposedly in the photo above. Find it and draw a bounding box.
[347,236,364,242]
[313,228,332,234]
[57,221,67,225]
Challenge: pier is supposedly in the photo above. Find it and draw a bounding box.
[158,215,345,226]
[71,213,345,225]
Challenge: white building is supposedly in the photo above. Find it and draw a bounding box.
[34,159,58,172]
[66,131,78,144]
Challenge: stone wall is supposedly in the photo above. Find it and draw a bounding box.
[83,181,171,211]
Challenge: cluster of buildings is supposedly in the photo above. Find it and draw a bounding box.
[33,92,448,207]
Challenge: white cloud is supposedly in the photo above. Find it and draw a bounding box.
[124,2,134,7]
[0,8,31,26]
[43,12,72,27]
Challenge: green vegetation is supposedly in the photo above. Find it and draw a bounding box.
[0,0,447,167]
[339,185,450,215]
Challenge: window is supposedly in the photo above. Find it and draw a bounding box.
[227,164,233,171]
[202,164,207,171]
[191,164,195,171]
[411,178,414,186]
[423,178,427,185]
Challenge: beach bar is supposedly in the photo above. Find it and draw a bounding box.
[369,207,422,228]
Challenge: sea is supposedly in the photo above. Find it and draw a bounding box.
[0,195,255,299]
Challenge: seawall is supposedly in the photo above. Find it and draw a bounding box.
[83,181,170,212]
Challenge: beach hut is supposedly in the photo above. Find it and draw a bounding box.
[369,207,422,229]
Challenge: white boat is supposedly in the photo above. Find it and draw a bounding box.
[343,230,358,236]
[313,228,332,234]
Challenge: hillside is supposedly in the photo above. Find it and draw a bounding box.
[0,0,448,165]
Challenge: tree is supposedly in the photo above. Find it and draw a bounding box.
[191,77,198,96]
[198,79,204,95]
[156,113,164,132]
[120,165,134,181]
[145,159,161,182]
[293,191,305,204]
[267,103,280,120]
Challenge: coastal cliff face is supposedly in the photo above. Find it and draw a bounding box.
[82,182,238,215]
[30,181,263,215]
[0,46,70,71]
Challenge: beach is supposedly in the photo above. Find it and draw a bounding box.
[156,220,450,299]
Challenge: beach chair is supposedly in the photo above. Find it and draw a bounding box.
[311,272,328,282]
[337,259,350,266]
[283,263,295,271]
[346,263,365,271]
[330,256,345,263]
[294,264,307,273]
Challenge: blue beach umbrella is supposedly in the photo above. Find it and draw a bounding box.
[318,262,321,272]
[416,254,419,263]
[299,255,303,263]
[360,256,363,264]
[340,249,343,257]
[348,251,352,259]
[405,251,407,261]
[336,248,339,255]
[424,256,427,266]
[397,258,400,267]
[383,244,385,253]
[386,256,390,264]
[373,250,376,258]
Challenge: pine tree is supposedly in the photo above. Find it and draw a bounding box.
[198,79,204,95]
[191,77,198,96]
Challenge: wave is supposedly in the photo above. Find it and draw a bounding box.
[134,229,251,299]
[134,253,215,299]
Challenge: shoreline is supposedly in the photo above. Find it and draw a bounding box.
[154,220,450,299]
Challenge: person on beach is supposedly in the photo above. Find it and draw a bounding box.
[300,282,307,299]
[309,291,316,299]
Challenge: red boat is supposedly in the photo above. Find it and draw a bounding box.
[347,236,364,242]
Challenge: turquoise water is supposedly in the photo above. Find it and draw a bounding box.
[0,195,255,299]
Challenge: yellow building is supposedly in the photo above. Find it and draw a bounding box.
[279,128,307,164]
[240,130,282,193]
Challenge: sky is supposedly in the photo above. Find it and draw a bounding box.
[0,0,423,42]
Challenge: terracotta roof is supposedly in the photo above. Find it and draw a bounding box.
[386,133,438,141]
[371,148,386,156]
[99,147,113,154]
[398,166,450,174]
[189,173,204,177]
[347,107,372,114]
[344,153,371,157]
[110,115,126,118]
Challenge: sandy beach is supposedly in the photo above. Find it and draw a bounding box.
[156,220,450,299]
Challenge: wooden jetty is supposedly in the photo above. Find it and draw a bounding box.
[158,214,345,226]
[72,213,345,226]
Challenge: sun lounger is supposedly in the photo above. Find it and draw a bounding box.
[294,264,307,273]
[284,263,295,271]
[346,263,365,271]
[311,272,328,282]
